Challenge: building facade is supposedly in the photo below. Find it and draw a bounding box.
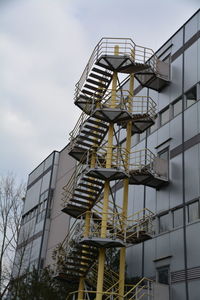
[14,9,200,300]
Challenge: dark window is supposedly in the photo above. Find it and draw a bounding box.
[185,86,197,108]
[157,266,169,284]
[159,213,169,233]
[173,98,182,117]
[188,201,200,223]
[159,148,169,161]
[173,208,183,228]
[160,108,170,126]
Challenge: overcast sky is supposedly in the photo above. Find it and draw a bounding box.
[0,0,199,182]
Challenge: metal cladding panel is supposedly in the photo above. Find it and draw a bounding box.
[198,39,200,82]
[184,103,198,141]
[23,179,42,214]
[170,115,182,149]
[132,185,144,213]
[186,222,200,268]
[185,13,199,43]
[126,244,142,278]
[170,229,184,271]
[158,85,170,112]
[30,236,42,262]
[40,170,51,194]
[171,282,187,300]
[171,28,183,55]
[184,145,200,202]
[157,122,170,146]
[145,186,156,212]
[144,238,156,277]
[184,42,198,92]
[147,131,158,153]
[169,154,183,208]
[169,55,183,102]
[188,279,200,300]
[156,233,170,258]
[157,185,170,212]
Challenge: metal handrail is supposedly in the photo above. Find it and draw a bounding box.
[129,148,155,173]
[75,37,158,103]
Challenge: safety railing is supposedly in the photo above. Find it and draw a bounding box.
[69,111,89,143]
[125,208,154,243]
[52,218,85,273]
[66,277,153,299]
[129,148,155,173]
[86,145,129,171]
[131,96,156,119]
[61,160,87,207]
[75,37,158,103]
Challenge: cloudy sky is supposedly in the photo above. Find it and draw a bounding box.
[0,0,199,182]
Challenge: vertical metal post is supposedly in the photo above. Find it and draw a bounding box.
[96,45,119,300]
[118,73,134,298]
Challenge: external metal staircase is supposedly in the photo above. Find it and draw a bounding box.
[53,37,170,300]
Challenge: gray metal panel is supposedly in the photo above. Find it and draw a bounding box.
[158,85,170,112]
[144,238,156,277]
[147,131,158,153]
[157,186,170,213]
[169,55,183,102]
[169,154,183,208]
[186,222,200,268]
[198,39,200,82]
[155,233,170,258]
[157,123,170,147]
[170,114,182,149]
[41,171,51,194]
[184,42,198,92]
[171,28,183,55]
[185,13,198,43]
[170,229,184,271]
[146,186,156,212]
[126,244,142,278]
[184,145,200,202]
[23,179,42,214]
[188,279,200,300]
[171,282,187,300]
[184,102,198,141]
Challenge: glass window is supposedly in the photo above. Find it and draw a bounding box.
[185,86,197,108]
[173,207,183,228]
[173,98,182,117]
[160,108,170,126]
[188,201,200,223]
[157,266,169,284]
[159,148,169,161]
[159,213,169,233]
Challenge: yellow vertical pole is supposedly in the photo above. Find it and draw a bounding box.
[96,45,119,300]
[118,73,134,298]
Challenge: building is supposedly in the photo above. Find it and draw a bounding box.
[14,9,200,300]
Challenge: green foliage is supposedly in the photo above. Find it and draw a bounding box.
[8,267,71,300]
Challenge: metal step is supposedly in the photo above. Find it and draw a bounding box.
[92,67,112,77]
[87,119,108,128]
[82,89,102,98]
[76,140,93,148]
[78,135,101,144]
[79,183,102,191]
[86,78,107,88]
[81,129,103,139]
[84,84,104,93]
[85,124,106,133]
[75,188,98,197]
[89,72,111,82]
[69,198,91,206]
[73,193,95,201]
[83,177,104,186]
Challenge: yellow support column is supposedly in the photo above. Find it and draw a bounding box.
[118,73,134,298]
[96,45,119,300]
